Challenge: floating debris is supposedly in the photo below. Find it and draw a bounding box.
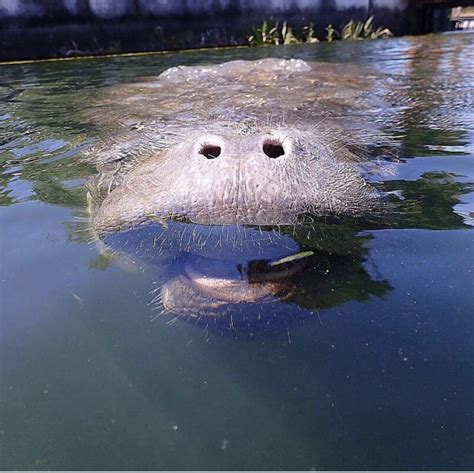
[269,250,314,267]
[71,292,84,307]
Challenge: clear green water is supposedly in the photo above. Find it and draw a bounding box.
[1,33,473,470]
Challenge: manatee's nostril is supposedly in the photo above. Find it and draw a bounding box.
[199,144,221,159]
[263,139,285,158]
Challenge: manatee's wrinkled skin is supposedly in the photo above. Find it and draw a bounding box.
[86,59,392,335]
[93,125,377,233]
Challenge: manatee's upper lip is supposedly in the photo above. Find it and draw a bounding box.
[99,219,303,264]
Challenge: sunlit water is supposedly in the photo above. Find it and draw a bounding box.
[1,33,473,470]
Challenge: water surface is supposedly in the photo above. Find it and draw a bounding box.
[1,33,473,470]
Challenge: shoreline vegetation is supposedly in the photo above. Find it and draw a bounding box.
[248,16,393,46]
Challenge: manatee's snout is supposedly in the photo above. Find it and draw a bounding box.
[94,123,376,239]
[195,134,287,161]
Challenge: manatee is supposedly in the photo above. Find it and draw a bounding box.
[86,58,392,336]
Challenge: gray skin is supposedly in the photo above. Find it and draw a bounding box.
[93,126,376,232]
[86,59,390,322]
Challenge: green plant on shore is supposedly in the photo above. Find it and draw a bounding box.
[248,20,319,46]
[248,20,280,46]
[340,16,393,40]
[248,16,392,46]
[302,23,319,43]
[325,24,338,42]
[281,21,300,44]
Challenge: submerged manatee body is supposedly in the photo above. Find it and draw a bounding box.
[87,58,392,336]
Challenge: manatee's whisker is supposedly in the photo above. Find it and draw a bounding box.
[166,315,180,326]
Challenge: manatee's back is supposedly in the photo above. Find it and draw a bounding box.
[86,58,389,153]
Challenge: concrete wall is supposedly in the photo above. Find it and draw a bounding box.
[0,1,406,19]
[0,0,410,61]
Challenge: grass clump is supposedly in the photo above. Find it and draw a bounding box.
[248,16,392,46]
[248,20,319,46]
[340,16,393,40]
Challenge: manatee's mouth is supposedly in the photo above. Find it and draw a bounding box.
[99,220,315,312]
[180,252,310,303]
[95,217,393,337]
[160,250,312,318]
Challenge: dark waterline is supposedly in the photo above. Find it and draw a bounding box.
[1,33,473,470]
